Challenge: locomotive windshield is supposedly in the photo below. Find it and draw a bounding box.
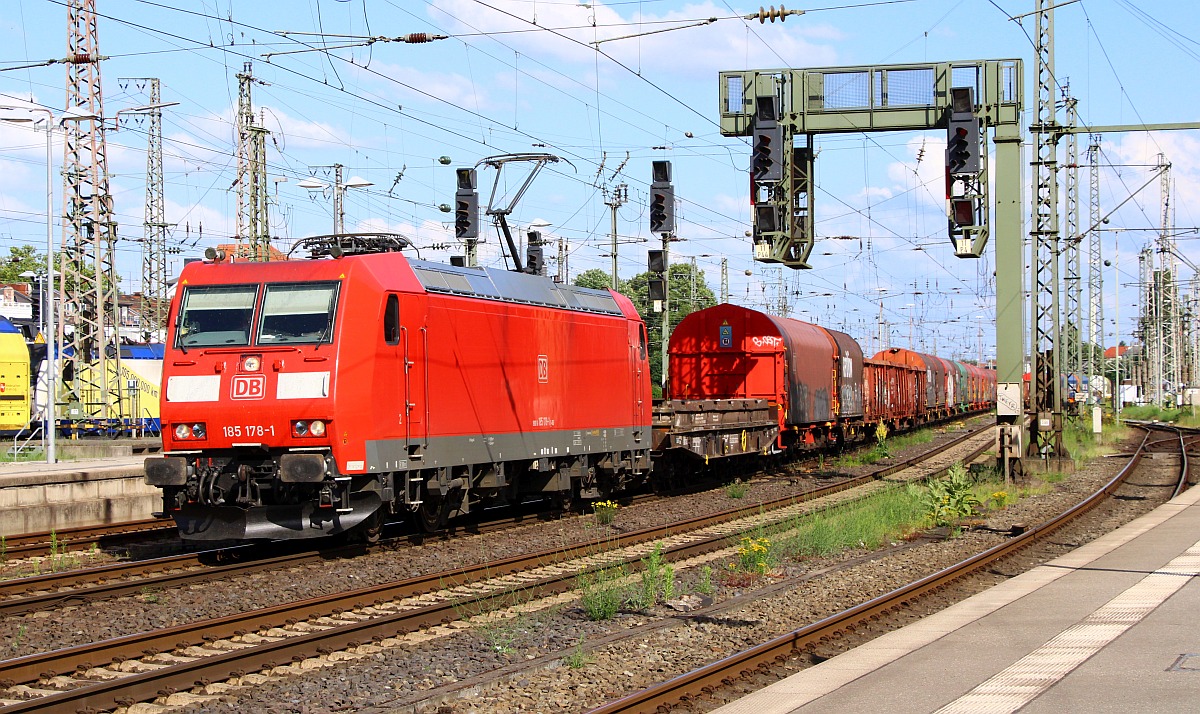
[257,282,340,345]
[176,284,258,347]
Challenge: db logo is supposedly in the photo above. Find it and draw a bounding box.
[537,355,549,384]
[231,374,266,400]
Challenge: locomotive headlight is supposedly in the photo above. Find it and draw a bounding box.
[242,355,261,372]
[173,422,207,440]
[291,419,327,438]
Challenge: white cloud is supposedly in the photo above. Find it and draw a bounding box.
[428,1,840,80]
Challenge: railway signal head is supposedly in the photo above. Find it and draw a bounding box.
[454,191,479,239]
[751,125,784,182]
[648,249,666,274]
[649,185,675,235]
[946,117,980,175]
[456,167,477,190]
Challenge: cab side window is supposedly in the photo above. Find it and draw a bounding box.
[384,294,400,345]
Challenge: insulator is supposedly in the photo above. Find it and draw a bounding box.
[405,33,430,43]
[756,5,790,23]
[70,53,93,64]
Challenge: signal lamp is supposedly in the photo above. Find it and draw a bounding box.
[309,420,326,437]
[241,355,261,372]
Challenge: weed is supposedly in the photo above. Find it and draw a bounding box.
[10,623,25,651]
[989,490,1011,508]
[696,564,714,595]
[592,500,619,526]
[631,543,676,609]
[725,480,747,499]
[732,535,774,576]
[920,462,982,528]
[49,530,59,558]
[632,550,668,608]
[578,564,625,621]
[479,616,521,654]
[0,535,6,564]
[564,638,592,669]
[874,422,891,458]
[139,585,163,604]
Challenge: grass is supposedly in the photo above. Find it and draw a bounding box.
[563,638,592,669]
[777,488,927,559]
[724,480,747,499]
[1120,404,1200,428]
[0,449,48,463]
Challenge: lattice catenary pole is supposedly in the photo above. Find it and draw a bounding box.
[1086,135,1102,401]
[62,0,122,426]
[1028,0,1065,456]
[121,77,169,339]
[1063,93,1082,411]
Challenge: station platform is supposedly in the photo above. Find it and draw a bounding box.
[715,479,1200,713]
[0,454,155,537]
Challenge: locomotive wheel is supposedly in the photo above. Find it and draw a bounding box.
[358,511,384,544]
[416,496,449,532]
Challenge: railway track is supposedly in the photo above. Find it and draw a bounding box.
[0,424,995,712]
[0,421,990,617]
[0,499,579,617]
[0,520,176,561]
[586,423,1184,713]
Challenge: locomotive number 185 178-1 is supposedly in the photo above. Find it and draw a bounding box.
[222,424,276,438]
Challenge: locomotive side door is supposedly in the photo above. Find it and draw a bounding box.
[400,294,428,456]
[634,323,648,436]
[383,294,407,450]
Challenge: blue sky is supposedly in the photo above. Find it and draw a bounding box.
[0,0,1197,362]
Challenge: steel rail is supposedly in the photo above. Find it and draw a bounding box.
[0,427,994,711]
[1169,427,1191,499]
[1,519,174,559]
[587,427,1153,714]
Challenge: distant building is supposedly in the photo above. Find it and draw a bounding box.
[214,242,288,262]
[0,283,33,322]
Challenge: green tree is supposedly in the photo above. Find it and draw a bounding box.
[576,262,717,394]
[573,268,614,291]
[0,245,46,283]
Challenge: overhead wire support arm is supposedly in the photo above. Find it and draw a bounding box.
[264,32,447,59]
[590,6,802,46]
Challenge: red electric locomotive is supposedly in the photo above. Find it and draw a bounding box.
[145,235,653,540]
